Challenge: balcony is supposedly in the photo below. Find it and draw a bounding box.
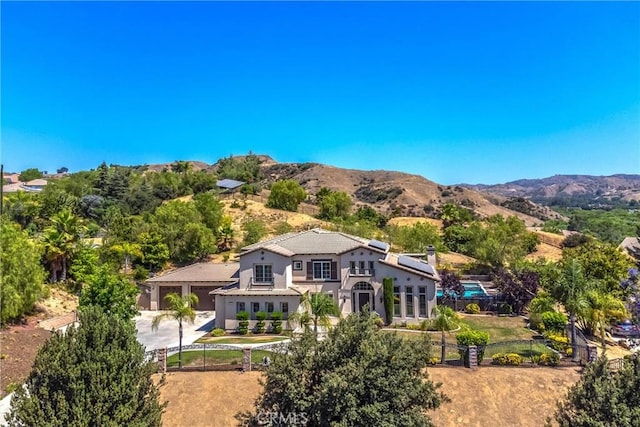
[248,276,274,289]
[348,268,375,277]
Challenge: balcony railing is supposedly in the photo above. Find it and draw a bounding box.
[348,268,375,277]
[248,276,275,289]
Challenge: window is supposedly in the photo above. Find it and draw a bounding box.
[393,286,401,317]
[313,261,331,280]
[236,302,245,313]
[358,260,365,273]
[293,261,303,271]
[406,287,414,317]
[254,265,273,283]
[266,302,274,313]
[368,260,375,272]
[251,302,260,313]
[281,302,289,314]
[418,287,427,317]
[349,261,356,273]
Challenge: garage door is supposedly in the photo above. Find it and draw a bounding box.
[190,286,216,311]
[159,286,183,310]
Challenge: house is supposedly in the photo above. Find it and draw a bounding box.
[145,263,240,310]
[212,228,440,331]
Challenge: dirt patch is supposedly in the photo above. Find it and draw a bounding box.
[159,366,581,427]
[157,371,263,427]
[0,318,52,398]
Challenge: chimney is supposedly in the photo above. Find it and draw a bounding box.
[426,245,436,267]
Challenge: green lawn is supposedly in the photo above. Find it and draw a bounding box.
[458,314,540,342]
[196,335,287,344]
[167,349,273,368]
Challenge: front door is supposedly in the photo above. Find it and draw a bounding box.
[357,292,371,312]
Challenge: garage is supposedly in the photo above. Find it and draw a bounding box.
[159,286,183,310]
[190,286,216,311]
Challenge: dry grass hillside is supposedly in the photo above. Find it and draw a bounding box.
[261,162,556,226]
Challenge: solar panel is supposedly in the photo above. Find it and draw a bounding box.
[368,239,390,252]
[397,255,435,276]
[216,179,245,189]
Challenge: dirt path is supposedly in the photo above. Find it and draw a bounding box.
[159,366,582,427]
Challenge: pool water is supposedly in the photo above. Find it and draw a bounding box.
[436,281,488,298]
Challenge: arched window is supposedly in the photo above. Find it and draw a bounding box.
[353,282,373,291]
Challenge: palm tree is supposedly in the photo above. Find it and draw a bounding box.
[42,209,86,282]
[288,292,338,339]
[583,290,627,351]
[152,292,199,369]
[110,242,143,274]
[552,258,590,362]
[431,305,458,364]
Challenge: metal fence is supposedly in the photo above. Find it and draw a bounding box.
[147,342,286,372]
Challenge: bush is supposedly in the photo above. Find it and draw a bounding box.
[428,356,440,365]
[465,303,480,314]
[539,352,560,366]
[498,303,513,315]
[255,311,267,334]
[456,330,490,365]
[211,328,226,337]
[133,266,149,282]
[492,353,523,366]
[541,311,568,333]
[529,312,545,332]
[236,311,250,335]
[270,311,283,334]
[544,332,569,352]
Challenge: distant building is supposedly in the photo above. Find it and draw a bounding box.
[216,178,245,192]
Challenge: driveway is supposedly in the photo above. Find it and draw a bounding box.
[135,311,215,351]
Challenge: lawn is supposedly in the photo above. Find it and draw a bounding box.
[459,314,540,341]
[167,349,273,368]
[196,335,287,344]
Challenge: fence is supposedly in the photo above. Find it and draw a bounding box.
[147,342,286,372]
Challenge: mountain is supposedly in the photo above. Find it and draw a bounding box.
[462,174,640,208]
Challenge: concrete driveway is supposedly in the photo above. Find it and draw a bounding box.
[135,310,215,351]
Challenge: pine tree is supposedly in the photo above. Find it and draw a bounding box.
[7,307,166,426]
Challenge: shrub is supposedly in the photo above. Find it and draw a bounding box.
[428,356,440,365]
[383,278,394,325]
[270,311,283,334]
[211,328,226,337]
[492,353,523,366]
[255,311,267,333]
[465,303,480,314]
[542,311,568,333]
[498,303,513,315]
[236,311,250,335]
[544,332,569,352]
[539,352,560,366]
[133,266,149,282]
[456,330,490,365]
[529,312,545,332]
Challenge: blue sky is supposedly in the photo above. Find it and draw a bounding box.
[1,1,639,184]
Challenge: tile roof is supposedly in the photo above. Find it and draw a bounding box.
[380,254,440,281]
[147,262,239,283]
[210,286,301,297]
[241,228,375,256]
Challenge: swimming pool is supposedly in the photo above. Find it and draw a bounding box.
[436,281,489,298]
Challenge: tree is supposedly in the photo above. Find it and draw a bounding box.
[582,290,626,349]
[138,232,169,272]
[193,192,224,232]
[552,355,640,427]
[386,222,445,253]
[492,269,539,314]
[110,241,143,274]
[7,307,165,426]
[42,208,87,282]
[56,166,69,174]
[152,292,198,369]
[288,292,338,339]
[18,168,43,182]
[238,310,447,426]
[0,220,46,325]
[318,190,352,220]
[439,270,464,304]
[383,277,394,324]
[79,266,140,321]
[241,219,267,246]
[431,305,458,364]
[547,259,590,362]
[266,179,307,212]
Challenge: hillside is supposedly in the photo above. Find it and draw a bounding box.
[464,174,640,207]
[256,161,561,226]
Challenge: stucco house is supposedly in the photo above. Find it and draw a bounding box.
[212,228,440,331]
